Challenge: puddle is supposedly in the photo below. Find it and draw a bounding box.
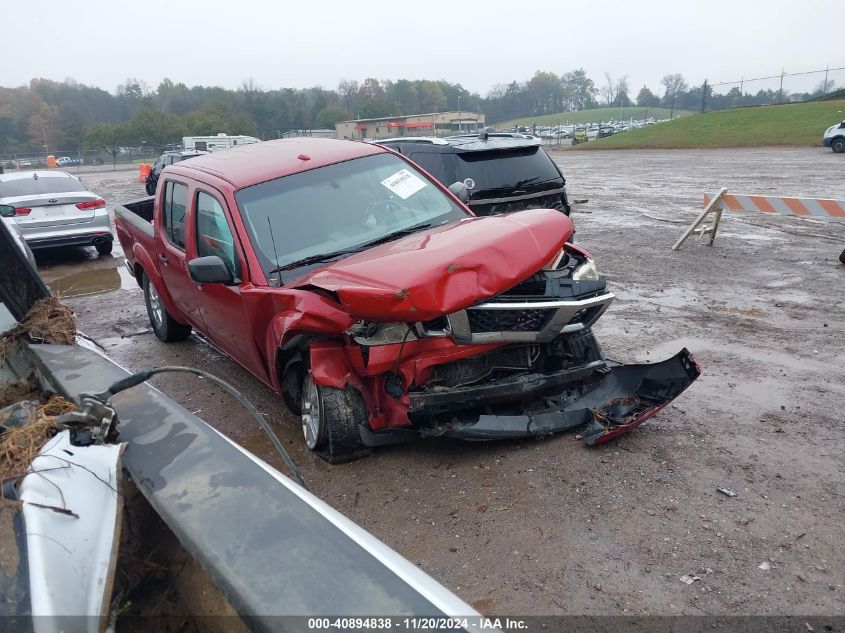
[47,265,136,298]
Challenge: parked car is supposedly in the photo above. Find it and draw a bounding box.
[377,133,571,216]
[56,156,84,166]
[0,170,113,255]
[114,138,699,463]
[145,150,208,195]
[823,120,845,153]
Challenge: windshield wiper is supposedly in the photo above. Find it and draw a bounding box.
[271,248,361,273]
[269,222,433,274]
[352,223,432,250]
[471,176,553,196]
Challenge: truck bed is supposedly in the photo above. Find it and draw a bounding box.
[115,197,154,239]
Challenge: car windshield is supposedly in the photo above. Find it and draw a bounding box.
[0,175,88,198]
[456,147,562,197]
[235,153,468,279]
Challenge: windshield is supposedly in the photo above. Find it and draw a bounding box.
[456,147,562,198]
[0,175,88,198]
[235,153,468,279]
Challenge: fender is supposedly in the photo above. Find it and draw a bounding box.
[261,290,356,392]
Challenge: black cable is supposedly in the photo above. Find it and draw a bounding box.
[97,366,306,488]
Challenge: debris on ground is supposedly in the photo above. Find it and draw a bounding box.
[717,487,738,498]
[0,376,76,482]
[759,561,772,571]
[1,296,77,358]
[0,374,40,408]
[679,574,702,585]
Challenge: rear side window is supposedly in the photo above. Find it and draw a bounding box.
[408,152,458,185]
[196,191,241,278]
[162,181,188,249]
[0,175,88,197]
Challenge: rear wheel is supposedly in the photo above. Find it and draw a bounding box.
[300,372,370,464]
[832,138,845,154]
[95,240,113,256]
[143,274,192,342]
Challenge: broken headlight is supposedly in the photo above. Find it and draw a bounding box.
[572,259,599,281]
[346,321,417,346]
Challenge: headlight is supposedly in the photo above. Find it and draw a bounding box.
[346,321,416,345]
[572,259,599,281]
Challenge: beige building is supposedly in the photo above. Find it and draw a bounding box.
[336,111,485,140]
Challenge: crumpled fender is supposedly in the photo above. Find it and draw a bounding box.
[294,209,573,322]
[260,290,356,391]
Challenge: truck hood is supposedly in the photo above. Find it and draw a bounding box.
[292,208,573,321]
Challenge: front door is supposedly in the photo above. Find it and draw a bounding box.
[190,189,269,383]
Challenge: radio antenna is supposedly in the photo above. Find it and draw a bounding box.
[267,216,282,283]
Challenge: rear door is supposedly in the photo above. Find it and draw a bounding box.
[155,179,203,328]
[189,188,268,382]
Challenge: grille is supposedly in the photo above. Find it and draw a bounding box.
[429,345,540,388]
[466,308,554,333]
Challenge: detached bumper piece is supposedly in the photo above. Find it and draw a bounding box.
[418,348,700,445]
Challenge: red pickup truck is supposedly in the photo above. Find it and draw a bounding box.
[115,138,699,462]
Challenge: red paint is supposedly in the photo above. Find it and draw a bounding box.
[115,138,573,431]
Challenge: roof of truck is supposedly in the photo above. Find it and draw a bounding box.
[166,138,386,189]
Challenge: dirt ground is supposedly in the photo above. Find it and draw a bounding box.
[37,147,844,617]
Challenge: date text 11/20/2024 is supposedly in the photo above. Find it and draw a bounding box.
[307,617,527,630]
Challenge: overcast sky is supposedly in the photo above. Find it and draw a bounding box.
[4,0,842,96]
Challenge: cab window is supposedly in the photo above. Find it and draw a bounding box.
[162,181,188,249]
[195,191,241,278]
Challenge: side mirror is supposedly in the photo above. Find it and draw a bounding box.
[0,204,16,218]
[188,255,235,285]
[448,181,470,204]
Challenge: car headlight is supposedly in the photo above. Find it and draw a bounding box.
[572,259,599,281]
[346,321,416,345]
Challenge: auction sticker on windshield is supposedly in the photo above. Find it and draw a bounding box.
[380,169,427,199]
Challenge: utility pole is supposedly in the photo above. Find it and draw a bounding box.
[701,79,709,113]
[823,66,830,94]
[778,68,785,103]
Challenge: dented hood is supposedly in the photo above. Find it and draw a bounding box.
[293,208,573,321]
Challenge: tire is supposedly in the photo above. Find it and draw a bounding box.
[145,176,157,196]
[143,274,192,342]
[95,240,113,256]
[832,138,845,154]
[301,372,370,464]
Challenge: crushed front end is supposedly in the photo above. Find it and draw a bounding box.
[343,243,700,447]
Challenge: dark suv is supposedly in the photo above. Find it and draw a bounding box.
[377,134,570,216]
[145,150,208,195]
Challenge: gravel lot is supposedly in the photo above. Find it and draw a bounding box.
[37,147,845,618]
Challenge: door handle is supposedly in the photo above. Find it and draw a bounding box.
[158,254,169,264]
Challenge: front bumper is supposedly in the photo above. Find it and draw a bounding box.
[415,348,700,446]
[823,138,832,147]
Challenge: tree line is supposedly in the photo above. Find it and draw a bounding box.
[0,71,836,156]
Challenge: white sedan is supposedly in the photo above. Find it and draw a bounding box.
[0,170,113,255]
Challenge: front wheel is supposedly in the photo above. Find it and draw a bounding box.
[832,138,845,154]
[301,372,370,463]
[95,240,113,256]
[143,274,192,342]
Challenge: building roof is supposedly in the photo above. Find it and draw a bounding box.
[166,138,385,189]
[338,111,481,124]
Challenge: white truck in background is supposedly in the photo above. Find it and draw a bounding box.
[182,133,261,152]
[823,120,845,153]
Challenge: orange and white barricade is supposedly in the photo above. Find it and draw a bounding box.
[673,188,845,252]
